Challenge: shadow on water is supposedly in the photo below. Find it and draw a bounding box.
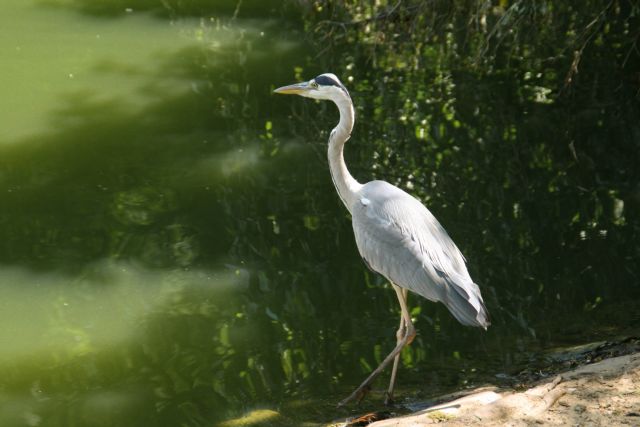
[1,1,640,426]
[1,17,301,270]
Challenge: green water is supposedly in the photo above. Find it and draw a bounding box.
[1,1,639,426]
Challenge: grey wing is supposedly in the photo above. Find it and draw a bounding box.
[352,181,489,329]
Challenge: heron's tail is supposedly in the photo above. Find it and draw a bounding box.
[443,279,490,329]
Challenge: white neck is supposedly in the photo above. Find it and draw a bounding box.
[327,94,362,213]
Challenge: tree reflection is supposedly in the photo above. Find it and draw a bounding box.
[1,1,639,426]
[303,0,640,331]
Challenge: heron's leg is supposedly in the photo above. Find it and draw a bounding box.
[385,287,409,405]
[338,284,415,407]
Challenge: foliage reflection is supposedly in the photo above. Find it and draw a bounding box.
[0,1,638,426]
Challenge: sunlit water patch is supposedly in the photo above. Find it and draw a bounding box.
[0,0,291,143]
[0,261,249,425]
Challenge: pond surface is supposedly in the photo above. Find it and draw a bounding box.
[1,1,639,426]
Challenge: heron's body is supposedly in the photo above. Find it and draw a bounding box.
[274,73,489,405]
[352,180,488,328]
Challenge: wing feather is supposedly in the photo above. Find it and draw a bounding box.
[351,180,489,328]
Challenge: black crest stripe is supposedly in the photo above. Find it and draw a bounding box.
[314,75,340,87]
[314,75,349,95]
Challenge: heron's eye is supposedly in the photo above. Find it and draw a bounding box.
[310,81,319,89]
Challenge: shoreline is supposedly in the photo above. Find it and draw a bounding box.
[357,338,640,426]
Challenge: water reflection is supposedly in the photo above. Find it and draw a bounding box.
[1,0,639,426]
[1,1,321,425]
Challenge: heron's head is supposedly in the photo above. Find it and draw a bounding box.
[274,73,350,101]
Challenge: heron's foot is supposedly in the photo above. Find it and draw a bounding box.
[383,391,395,406]
[337,384,371,407]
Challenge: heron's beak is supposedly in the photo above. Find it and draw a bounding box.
[273,81,311,95]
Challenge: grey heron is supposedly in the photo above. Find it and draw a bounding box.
[274,73,489,406]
